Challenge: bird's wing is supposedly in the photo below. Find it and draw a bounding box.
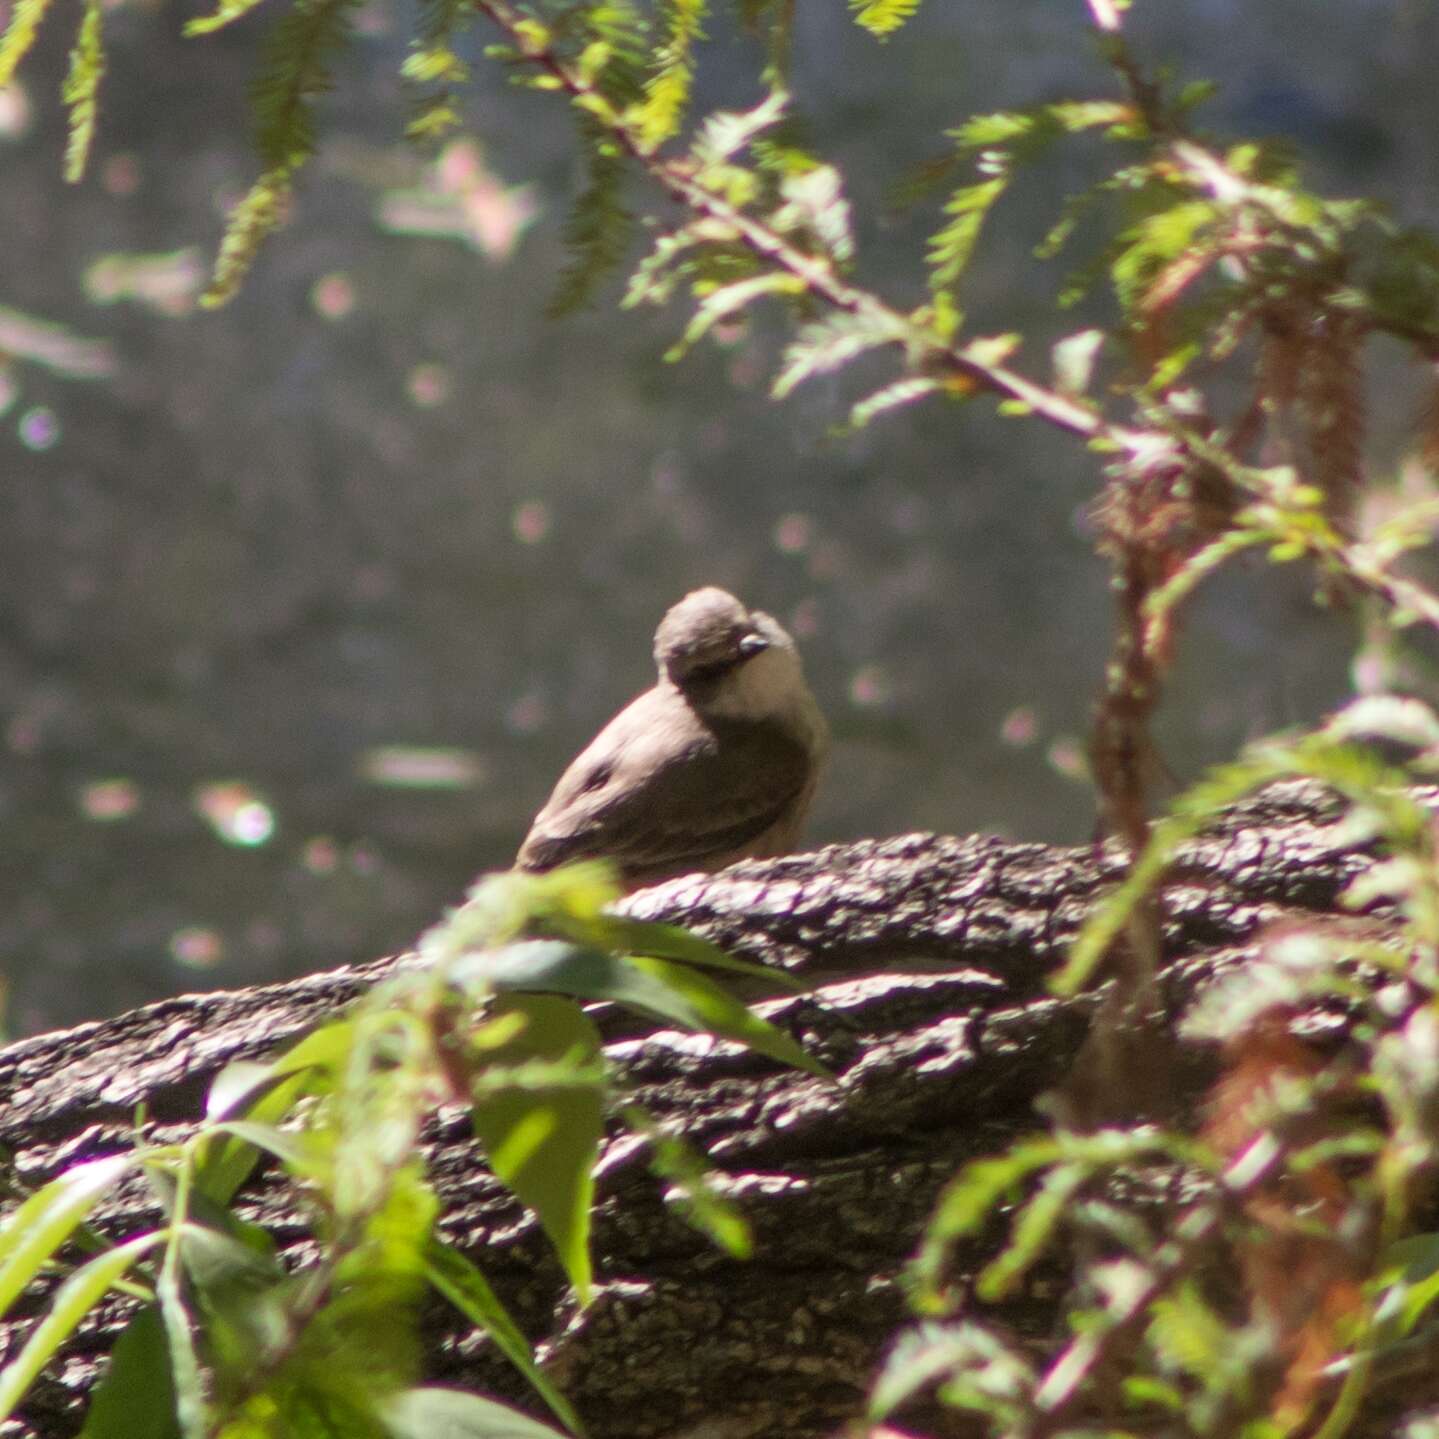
[516,701,813,880]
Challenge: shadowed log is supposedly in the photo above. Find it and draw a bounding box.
[0,781,1401,1438]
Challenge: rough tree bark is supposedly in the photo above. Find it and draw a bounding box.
[0,782,1401,1438]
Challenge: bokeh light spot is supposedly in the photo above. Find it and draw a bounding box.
[1000,706,1039,747]
[303,837,340,874]
[18,407,59,451]
[407,362,452,408]
[100,153,141,196]
[773,513,813,554]
[849,664,893,709]
[78,778,141,822]
[506,691,548,734]
[1046,736,1089,782]
[359,746,485,789]
[0,83,31,141]
[788,597,820,640]
[312,272,356,321]
[195,782,276,846]
[170,926,224,969]
[512,499,551,544]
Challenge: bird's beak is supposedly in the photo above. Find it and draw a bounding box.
[738,631,770,657]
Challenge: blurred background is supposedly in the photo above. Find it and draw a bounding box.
[2,0,1437,1033]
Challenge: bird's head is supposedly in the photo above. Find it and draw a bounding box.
[653,587,794,698]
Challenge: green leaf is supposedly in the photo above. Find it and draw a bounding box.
[870,1321,1033,1427]
[847,377,940,431]
[0,1231,165,1421]
[772,308,906,398]
[912,1130,1173,1302]
[61,0,104,184]
[158,1219,209,1439]
[548,123,632,315]
[178,1223,291,1380]
[693,89,788,165]
[928,177,1006,297]
[557,913,804,991]
[183,0,271,36]
[252,0,362,172]
[664,272,804,361]
[470,995,604,1301]
[424,1241,584,1435]
[847,0,920,39]
[79,1304,179,1439]
[624,956,828,1076]
[0,0,55,87]
[1147,1282,1229,1380]
[624,1109,750,1258]
[196,1022,350,1202]
[976,1163,1087,1300]
[201,168,292,308]
[631,0,706,149]
[382,1387,571,1439]
[476,942,826,1075]
[0,1154,134,1318]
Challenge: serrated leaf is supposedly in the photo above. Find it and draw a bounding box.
[847,0,920,37]
[549,125,632,315]
[947,111,1034,149]
[929,176,1006,295]
[470,995,604,1301]
[201,168,291,308]
[183,0,269,36]
[0,0,55,87]
[664,272,804,361]
[0,1230,165,1420]
[630,0,706,149]
[424,1241,584,1435]
[693,89,788,165]
[848,376,940,431]
[773,164,852,263]
[382,1387,571,1439]
[1147,1282,1228,1380]
[61,0,104,184]
[772,307,905,398]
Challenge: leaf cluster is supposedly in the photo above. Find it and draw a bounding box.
[0,862,824,1437]
[876,698,1439,1437]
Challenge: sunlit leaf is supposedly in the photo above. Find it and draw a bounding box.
[382,1387,572,1439]
[424,1241,584,1435]
[847,0,920,38]
[0,1155,135,1318]
[470,995,604,1301]
[0,1231,165,1420]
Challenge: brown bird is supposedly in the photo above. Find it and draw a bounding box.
[516,587,828,892]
